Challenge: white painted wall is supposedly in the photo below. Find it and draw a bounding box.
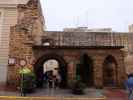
[0,0,28,4]
[0,7,18,83]
[0,0,29,83]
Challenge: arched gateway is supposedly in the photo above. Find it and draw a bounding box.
[34,54,67,88]
[31,46,126,88]
[5,0,126,89]
[103,55,117,87]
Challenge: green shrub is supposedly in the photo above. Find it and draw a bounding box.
[19,67,36,93]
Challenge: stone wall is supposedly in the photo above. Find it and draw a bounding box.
[44,31,133,74]
[8,0,45,85]
[7,0,127,88]
[33,47,126,88]
[44,31,129,48]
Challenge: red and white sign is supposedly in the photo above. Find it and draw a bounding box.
[20,59,27,67]
[8,58,16,65]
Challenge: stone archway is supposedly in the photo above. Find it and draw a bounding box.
[34,54,67,88]
[103,55,117,87]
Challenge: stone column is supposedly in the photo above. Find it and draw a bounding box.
[93,56,104,88]
[116,56,126,87]
[67,61,76,81]
[63,55,77,86]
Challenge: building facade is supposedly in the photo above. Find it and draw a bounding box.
[0,0,29,83]
[0,0,132,88]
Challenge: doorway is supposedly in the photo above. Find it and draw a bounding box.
[34,54,67,88]
[80,54,94,87]
[103,55,117,87]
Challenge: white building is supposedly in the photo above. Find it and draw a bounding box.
[0,0,28,83]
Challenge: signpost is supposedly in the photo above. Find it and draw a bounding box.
[8,57,16,65]
[19,59,27,96]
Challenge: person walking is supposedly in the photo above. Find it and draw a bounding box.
[53,76,58,89]
[48,72,53,89]
[125,74,133,100]
[43,72,48,88]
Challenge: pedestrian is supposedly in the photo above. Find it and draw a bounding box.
[56,73,61,87]
[48,73,53,89]
[43,72,48,88]
[125,74,133,100]
[53,75,58,89]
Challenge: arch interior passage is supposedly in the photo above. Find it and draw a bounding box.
[34,55,67,88]
[78,54,94,87]
[103,55,117,87]
[43,59,59,75]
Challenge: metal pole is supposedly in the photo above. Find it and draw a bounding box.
[20,67,26,96]
[20,68,23,96]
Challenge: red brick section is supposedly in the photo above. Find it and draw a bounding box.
[103,89,128,100]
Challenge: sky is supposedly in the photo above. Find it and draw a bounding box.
[40,0,133,32]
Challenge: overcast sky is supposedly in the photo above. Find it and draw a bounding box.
[40,0,133,32]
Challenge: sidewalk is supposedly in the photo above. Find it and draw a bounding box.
[103,88,128,100]
[0,84,128,100]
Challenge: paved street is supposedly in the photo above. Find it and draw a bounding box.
[103,88,128,100]
[0,84,128,100]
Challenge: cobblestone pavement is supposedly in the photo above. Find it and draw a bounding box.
[0,84,128,100]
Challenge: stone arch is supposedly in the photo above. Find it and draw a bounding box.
[34,53,67,88]
[80,53,94,87]
[103,55,117,87]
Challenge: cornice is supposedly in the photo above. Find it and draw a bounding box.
[0,4,18,8]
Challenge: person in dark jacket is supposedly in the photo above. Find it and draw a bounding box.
[125,74,133,100]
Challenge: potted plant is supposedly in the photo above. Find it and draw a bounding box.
[19,67,36,94]
[70,64,86,95]
[71,79,85,95]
